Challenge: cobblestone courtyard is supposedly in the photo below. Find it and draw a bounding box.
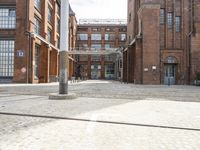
[0,80,200,150]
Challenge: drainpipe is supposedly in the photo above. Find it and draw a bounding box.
[24,0,30,83]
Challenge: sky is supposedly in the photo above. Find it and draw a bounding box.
[69,0,127,21]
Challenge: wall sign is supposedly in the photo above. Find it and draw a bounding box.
[21,67,26,73]
[16,50,25,57]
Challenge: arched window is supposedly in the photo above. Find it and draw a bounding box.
[165,56,178,64]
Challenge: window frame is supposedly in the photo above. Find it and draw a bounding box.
[0,39,15,78]
[160,9,165,24]
[34,0,42,12]
[175,16,181,32]
[34,16,41,35]
[167,12,173,28]
[0,8,16,29]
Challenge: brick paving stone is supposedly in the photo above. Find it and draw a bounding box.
[0,80,200,149]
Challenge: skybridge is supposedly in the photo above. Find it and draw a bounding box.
[67,48,122,55]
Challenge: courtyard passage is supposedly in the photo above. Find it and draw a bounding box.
[0,80,200,149]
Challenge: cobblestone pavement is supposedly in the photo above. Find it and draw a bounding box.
[0,80,200,149]
[1,80,200,101]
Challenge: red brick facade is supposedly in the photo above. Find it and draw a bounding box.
[124,0,200,85]
[0,0,77,83]
[76,20,127,80]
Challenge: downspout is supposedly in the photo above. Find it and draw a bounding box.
[137,8,142,84]
[26,0,30,83]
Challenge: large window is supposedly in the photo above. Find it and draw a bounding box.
[0,40,14,78]
[105,34,115,41]
[91,44,101,50]
[91,34,101,41]
[56,3,60,16]
[78,44,88,50]
[105,64,115,79]
[56,37,60,48]
[175,16,181,32]
[129,13,131,23]
[47,28,52,43]
[79,55,88,61]
[77,34,88,40]
[91,55,100,61]
[0,8,16,29]
[57,19,60,33]
[167,12,173,28]
[34,16,41,35]
[34,44,40,79]
[35,0,41,11]
[120,34,126,41]
[105,44,114,49]
[160,9,165,24]
[48,6,53,23]
[105,44,111,49]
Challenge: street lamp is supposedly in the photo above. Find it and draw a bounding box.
[59,0,69,94]
[49,0,76,99]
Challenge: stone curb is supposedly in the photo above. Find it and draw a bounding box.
[48,93,77,100]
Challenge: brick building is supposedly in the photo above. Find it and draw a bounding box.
[68,5,77,80]
[0,0,77,83]
[124,0,200,85]
[76,19,127,80]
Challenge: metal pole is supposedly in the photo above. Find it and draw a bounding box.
[59,0,69,94]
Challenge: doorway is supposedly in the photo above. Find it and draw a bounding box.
[91,64,101,79]
[164,64,176,85]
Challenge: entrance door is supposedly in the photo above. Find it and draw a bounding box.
[164,64,176,85]
[91,65,101,79]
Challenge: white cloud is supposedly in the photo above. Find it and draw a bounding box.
[69,0,127,20]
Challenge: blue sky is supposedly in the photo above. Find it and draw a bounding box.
[69,0,127,20]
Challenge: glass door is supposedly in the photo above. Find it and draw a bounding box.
[164,64,176,85]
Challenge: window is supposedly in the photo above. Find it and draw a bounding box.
[48,0,53,5]
[91,44,101,50]
[0,40,14,78]
[120,34,126,41]
[175,16,181,32]
[167,12,173,28]
[57,19,60,33]
[91,55,100,61]
[34,16,41,35]
[34,0,41,11]
[106,28,111,32]
[129,13,131,23]
[78,44,88,50]
[48,6,53,23]
[104,56,114,61]
[92,28,101,32]
[105,34,115,41]
[77,34,88,40]
[79,55,88,61]
[47,28,52,43]
[56,3,60,16]
[0,8,16,29]
[160,9,165,24]
[128,35,132,43]
[56,37,60,48]
[105,44,111,49]
[34,44,40,79]
[119,28,126,32]
[105,64,115,79]
[91,34,101,41]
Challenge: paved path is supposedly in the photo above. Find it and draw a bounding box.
[0,80,200,149]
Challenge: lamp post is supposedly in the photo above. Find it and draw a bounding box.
[59,0,69,94]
